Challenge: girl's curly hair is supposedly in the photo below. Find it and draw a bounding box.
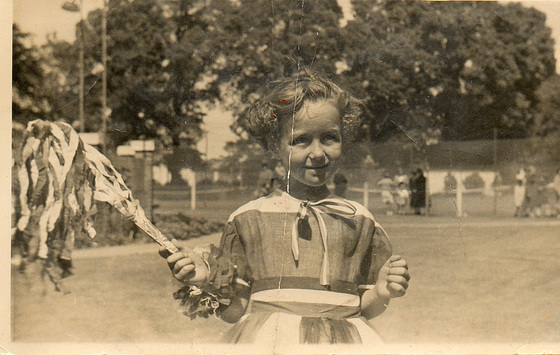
[241,71,363,151]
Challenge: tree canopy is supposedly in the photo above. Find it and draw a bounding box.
[12,24,52,124]
[12,0,557,156]
[534,74,560,137]
[183,0,555,143]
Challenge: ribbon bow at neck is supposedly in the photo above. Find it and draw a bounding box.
[291,198,356,286]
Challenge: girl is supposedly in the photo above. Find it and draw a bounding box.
[395,182,410,215]
[160,72,410,345]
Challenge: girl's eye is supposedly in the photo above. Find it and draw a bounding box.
[323,133,341,143]
[291,136,309,146]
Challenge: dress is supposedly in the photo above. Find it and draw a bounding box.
[209,189,392,345]
[256,167,274,197]
[410,174,426,209]
[333,172,348,197]
[395,189,410,208]
[514,184,526,208]
[377,177,395,204]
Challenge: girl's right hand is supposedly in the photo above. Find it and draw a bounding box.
[376,255,410,299]
[158,242,209,286]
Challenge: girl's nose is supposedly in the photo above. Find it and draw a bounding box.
[308,140,326,160]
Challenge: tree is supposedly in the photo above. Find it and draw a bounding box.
[97,0,204,148]
[169,0,555,147]
[170,0,368,166]
[174,0,348,114]
[26,0,555,162]
[534,74,560,137]
[349,1,555,142]
[12,24,52,124]
[220,138,268,187]
[45,0,207,151]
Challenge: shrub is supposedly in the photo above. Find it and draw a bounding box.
[463,172,485,190]
[154,213,225,241]
[75,208,224,249]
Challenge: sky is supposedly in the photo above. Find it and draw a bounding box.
[10,0,560,158]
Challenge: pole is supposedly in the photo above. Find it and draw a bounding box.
[363,181,369,210]
[493,127,498,215]
[425,166,430,217]
[456,172,463,217]
[205,131,209,160]
[78,0,85,133]
[101,0,108,154]
[191,172,197,210]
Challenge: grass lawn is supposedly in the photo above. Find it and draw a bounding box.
[11,217,560,345]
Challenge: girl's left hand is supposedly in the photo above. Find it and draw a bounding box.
[377,255,410,298]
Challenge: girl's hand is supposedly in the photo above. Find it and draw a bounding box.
[158,240,209,286]
[376,255,410,299]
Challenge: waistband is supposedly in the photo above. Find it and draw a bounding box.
[249,288,361,318]
[251,277,359,295]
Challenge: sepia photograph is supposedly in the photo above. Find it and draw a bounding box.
[5,0,560,353]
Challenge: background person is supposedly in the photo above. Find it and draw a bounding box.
[548,168,560,201]
[255,161,274,197]
[410,169,426,215]
[514,178,526,217]
[395,182,410,215]
[547,168,560,217]
[333,171,349,197]
[272,160,287,190]
[394,168,409,189]
[377,173,395,215]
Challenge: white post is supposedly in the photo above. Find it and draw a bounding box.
[191,172,197,210]
[456,173,463,217]
[363,181,369,209]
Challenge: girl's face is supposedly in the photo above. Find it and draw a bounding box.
[276,99,342,188]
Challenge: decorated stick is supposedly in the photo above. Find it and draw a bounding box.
[14,120,224,314]
[15,120,181,255]
[81,134,181,254]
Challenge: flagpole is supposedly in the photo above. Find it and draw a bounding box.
[101,0,108,154]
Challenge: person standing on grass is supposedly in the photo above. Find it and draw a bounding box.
[255,161,274,197]
[333,171,348,197]
[547,168,560,215]
[272,160,287,190]
[377,172,395,215]
[394,168,409,190]
[160,72,410,345]
[550,168,560,197]
[514,178,526,217]
[395,182,410,215]
[551,168,560,217]
[410,168,426,215]
[524,166,540,217]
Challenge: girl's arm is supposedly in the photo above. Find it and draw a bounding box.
[219,284,251,323]
[361,255,409,320]
[160,234,252,322]
[360,287,390,320]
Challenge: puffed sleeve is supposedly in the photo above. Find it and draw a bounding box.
[360,221,393,286]
[206,219,252,292]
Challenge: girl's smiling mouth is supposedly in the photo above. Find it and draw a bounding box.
[305,164,329,170]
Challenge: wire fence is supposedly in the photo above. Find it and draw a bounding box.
[137,136,560,221]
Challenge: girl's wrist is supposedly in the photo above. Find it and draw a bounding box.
[374,284,391,300]
[186,248,212,287]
